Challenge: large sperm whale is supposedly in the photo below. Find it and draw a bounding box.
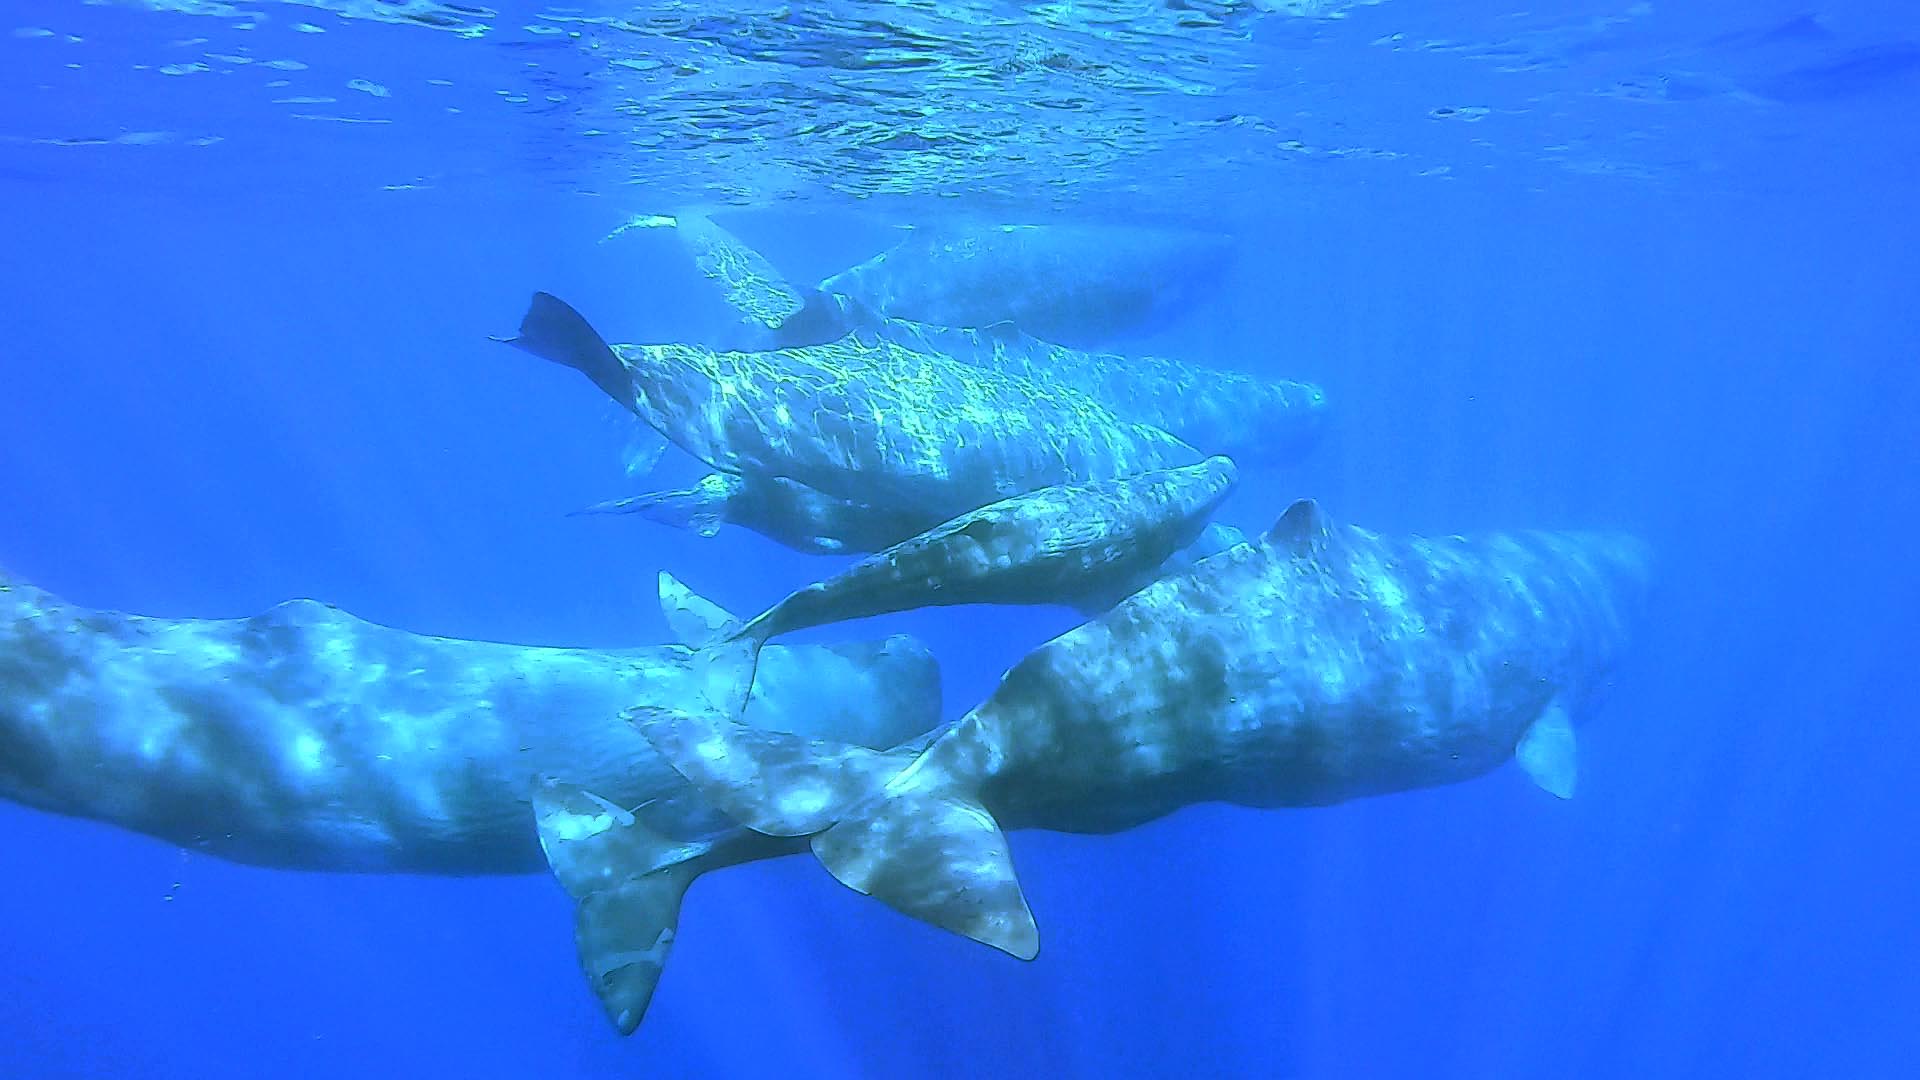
[496,292,1203,532]
[566,316,1324,553]
[0,571,939,875]
[549,502,1647,1033]
[617,214,1232,348]
[811,222,1232,346]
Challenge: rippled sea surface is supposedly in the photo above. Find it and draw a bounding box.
[3,3,1918,1078]
[11,1,1919,216]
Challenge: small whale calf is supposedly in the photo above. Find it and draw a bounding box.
[707,455,1241,651]
[632,502,1648,983]
[0,571,940,875]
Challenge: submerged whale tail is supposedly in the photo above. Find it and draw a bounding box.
[531,780,707,1035]
[528,576,778,1035]
[651,570,766,721]
[492,292,633,408]
[637,706,1040,961]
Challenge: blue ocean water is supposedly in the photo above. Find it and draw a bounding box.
[2,1,1917,1077]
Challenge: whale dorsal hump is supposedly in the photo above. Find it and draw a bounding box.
[1516,701,1578,799]
[657,571,742,646]
[1264,499,1338,559]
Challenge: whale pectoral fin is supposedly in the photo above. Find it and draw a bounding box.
[601,212,680,242]
[1516,702,1578,799]
[576,473,740,539]
[532,780,705,1036]
[630,705,908,836]
[571,490,723,541]
[813,790,1038,961]
[623,424,669,480]
[657,570,743,645]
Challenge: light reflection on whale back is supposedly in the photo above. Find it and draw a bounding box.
[614,331,1205,524]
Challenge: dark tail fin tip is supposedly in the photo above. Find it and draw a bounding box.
[495,292,633,407]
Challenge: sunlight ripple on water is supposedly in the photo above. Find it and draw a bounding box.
[12,1,1918,209]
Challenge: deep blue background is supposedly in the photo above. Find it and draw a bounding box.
[3,4,1919,1078]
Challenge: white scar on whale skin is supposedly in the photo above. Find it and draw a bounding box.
[0,571,940,875]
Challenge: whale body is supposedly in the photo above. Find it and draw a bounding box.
[717,456,1241,648]
[635,216,1325,467]
[0,572,940,875]
[867,318,1329,468]
[812,223,1233,347]
[621,502,1649,1009]
[627,214,1231,348]
[499,292,1203,533]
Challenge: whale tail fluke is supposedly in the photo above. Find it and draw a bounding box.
[492,292,633,409]
[634,706,1039,960]
[656,570,741,646]
[811,780,1038,961]
[531,780,708,1036]
[654,571,764,714]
